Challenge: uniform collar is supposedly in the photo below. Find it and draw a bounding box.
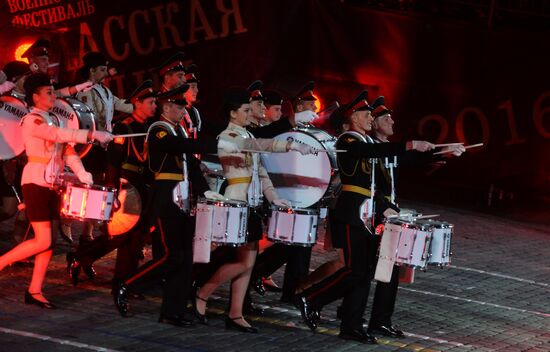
[30,107,50,117]
[227,122,249,134]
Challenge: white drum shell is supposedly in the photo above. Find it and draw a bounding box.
[194,198,248,247]
[0,96,27,160]
[60,182,115,222]
[395,222,433,269]
[267,206,319,246]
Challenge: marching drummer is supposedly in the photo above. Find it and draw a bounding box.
[67,80,158,286]
[295,90,434,343]
[112,84,233,326]
[366,96,464,338]
[70,51,134,245]
[193,87,316,333]
[183,64,201,139]
[0,73,112,309]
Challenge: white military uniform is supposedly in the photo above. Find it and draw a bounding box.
[77,83,133,132]
[217,122,287,203]
[21,107,88,188]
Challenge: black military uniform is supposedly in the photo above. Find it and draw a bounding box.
[113,84,217,326]
[297,91,408,344]
[67,80,156,286]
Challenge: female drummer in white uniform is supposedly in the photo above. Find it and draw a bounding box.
[0,73,113,308]
[194,88,315,332]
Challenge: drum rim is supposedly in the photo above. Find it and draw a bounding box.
[197,197,248,207]
[270,205,319,215]
[63,181,117,192]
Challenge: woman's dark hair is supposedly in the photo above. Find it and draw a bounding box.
[221,102,244,121]
[23,72,52,106]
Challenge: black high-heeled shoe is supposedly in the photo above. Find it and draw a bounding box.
[192,293,209,325]
[225,316,258,333]
[24,291,55,309]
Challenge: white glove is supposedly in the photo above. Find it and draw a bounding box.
[76,170,93,185]
[204,190,226,200]
[218,139,240,153]
[92,131,114,145]
[75,81,94,93]
[412,140,435,152]
[0,81,16,95]
[272,198,291,207]
[383,208,399,219]
[442,144,466,157]
[289,141,317,155]
[294,110,318,124]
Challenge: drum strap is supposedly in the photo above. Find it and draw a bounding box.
[341,184,371,197]
[227,177,252,185]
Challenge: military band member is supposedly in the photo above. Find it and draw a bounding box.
[193,87,315,333]
[296,90,434,344]
[366,96,464,338]
[183,64,201,139]
[113,84,234,326]
[0,73,112,309]
[67,80,158,286]
[22,39,93,97]
[155,52,187,93]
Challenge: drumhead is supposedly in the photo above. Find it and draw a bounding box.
[0,96,27,160]
[52,98,96,157]
[108,178,142,236]
[261,127,337,208]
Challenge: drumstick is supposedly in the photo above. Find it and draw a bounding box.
[416,214,440,219]
[433,142,464,147]
[113,133,148,138]
[316,149,347,153]
[433,143,484,155]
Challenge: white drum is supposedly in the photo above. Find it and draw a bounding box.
[194,198,248,247]
[417,219,453,266]
[60,182,116,222]
[52,98,96,157]
[261,127,338,208]
[374,219,403,283]
[395,221,433,269]
[267,206,319,246]
[0,96,27,160]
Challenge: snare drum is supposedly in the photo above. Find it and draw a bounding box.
[417,219,453,266]
[267,206,319,246]
[261,127,339,208]
[395,220,433,269]
[194,198,248,247]
[52,98,96,157]
[60,182,115,222]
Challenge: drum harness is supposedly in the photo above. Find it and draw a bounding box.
[20,110,64,189]
[337,131,377,232]
[146,120,192,213]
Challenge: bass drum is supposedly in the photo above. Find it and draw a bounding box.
[52,97,96,157]
[107,178,142,236]
[0,96,28,160]
[261,127,339,208]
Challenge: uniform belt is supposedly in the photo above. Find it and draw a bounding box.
[27,156,50,164]
[122,163,144,174]
[155,173,184,181]
[384,195,391,201]
[227,177,252,185]
[342,184,372,197]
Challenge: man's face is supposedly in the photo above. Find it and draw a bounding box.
[163,102,186,123]
[296,100,317,113]
[372,114,394,137]
[135,97,157,119]
[31,55,49,74]
[352,110,373,133]
[265,105,282,123]
[250,99,266,119]
[164,71,185,90]
[90,66,108,83]
[184,83,199,105]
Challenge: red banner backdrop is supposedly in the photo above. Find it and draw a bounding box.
[1,0,549,208]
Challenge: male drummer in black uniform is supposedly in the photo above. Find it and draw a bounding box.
[113,84,235,326]
[67,80,157,286]
[183,64,201,139]
[366,96,464,338]
[296,90,434,343]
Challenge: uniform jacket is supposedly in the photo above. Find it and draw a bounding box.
[77,83,133,132]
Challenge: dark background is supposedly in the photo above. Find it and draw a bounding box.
[2,0,549,222]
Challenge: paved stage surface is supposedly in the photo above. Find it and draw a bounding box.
[0,201,548,352]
